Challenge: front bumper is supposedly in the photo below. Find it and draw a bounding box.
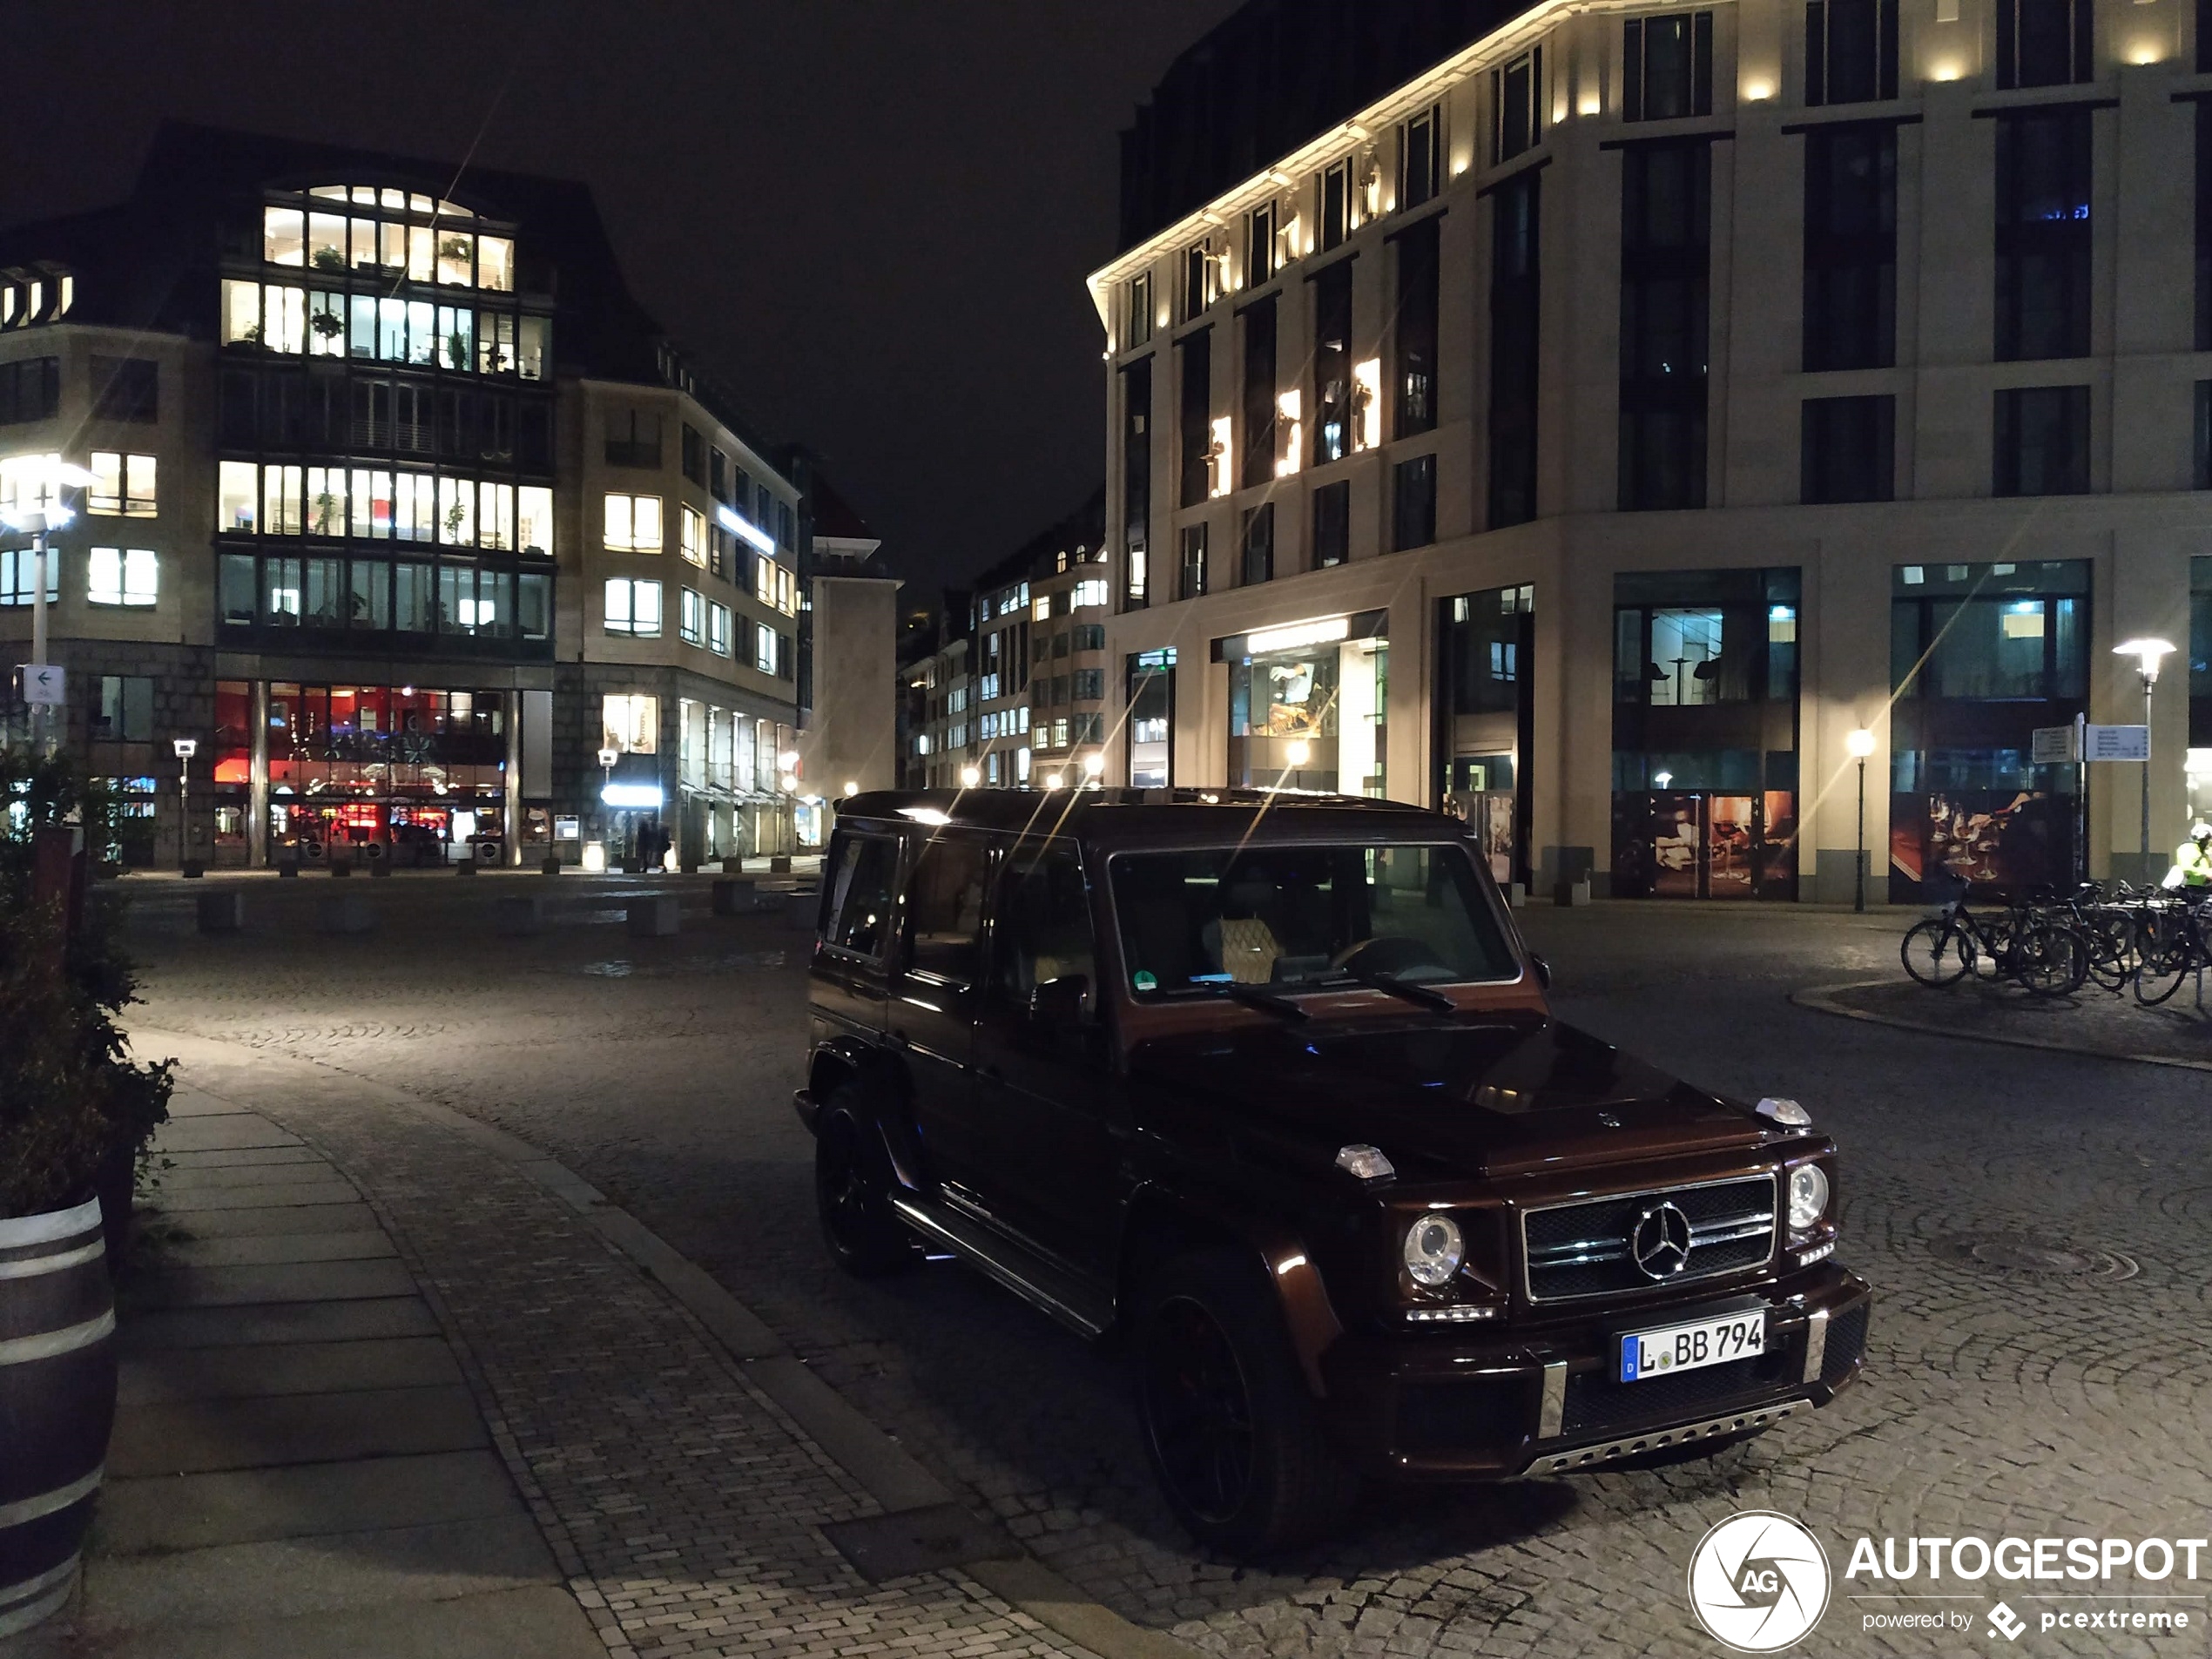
[1321,1263,1871,1480]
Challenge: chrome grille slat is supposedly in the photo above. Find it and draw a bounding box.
[1521,1174,1777,1303]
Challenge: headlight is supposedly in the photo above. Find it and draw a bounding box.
[1787,1164,1831,1232]
[1402,1214,1465,1287]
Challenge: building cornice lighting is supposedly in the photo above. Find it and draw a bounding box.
[1249,615,1351,655]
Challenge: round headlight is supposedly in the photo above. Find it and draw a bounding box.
[1402,1214,1465,1287]
[1787,1164,1831,1231]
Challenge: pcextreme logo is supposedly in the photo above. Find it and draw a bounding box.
[1687,1512,1833,1653]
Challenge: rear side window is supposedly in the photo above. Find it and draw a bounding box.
[821,833,899,959]
[991,849,1097,1012]
[903,834,993,985]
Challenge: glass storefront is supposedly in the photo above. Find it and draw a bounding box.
[1888,560,2087,900]
[1127,647,1176,787]
[261,682,508,864]
[1436,584,1534,886]
[1612,569,1800,900]
[1222,611,1387,795]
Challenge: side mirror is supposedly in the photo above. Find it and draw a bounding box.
[1528,953,1553,991]
[1028,973,1089,1028]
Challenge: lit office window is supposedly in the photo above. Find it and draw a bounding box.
[605,493,664,550]
[604,577,663,636]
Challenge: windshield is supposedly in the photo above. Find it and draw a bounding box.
[1109,842,1520,999]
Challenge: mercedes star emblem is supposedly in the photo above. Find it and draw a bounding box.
[1630,1201,1694,1279]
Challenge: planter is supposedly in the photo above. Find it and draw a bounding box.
[0,1197,117,1637]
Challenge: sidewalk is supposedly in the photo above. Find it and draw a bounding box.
[4,1033,1162,1659]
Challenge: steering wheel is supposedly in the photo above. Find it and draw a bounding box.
[1332,936,1453,982]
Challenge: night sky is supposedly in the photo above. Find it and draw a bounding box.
[8,1,1242,601]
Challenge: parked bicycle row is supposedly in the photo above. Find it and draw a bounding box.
[1900,872,2212,1005]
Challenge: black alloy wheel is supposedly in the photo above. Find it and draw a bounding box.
[813,1093,920,1278]
[1140,1295,1258,1527]
[1132,1250,1347,1556]
[1899,919,1971,987]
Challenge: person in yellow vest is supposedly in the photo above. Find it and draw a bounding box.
[2164,821,2212,889]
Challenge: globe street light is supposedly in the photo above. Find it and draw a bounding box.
[959,764,981,789]
[1082,751,1106,783]
[2112,638,2175,858]
[1846,727,1877,913]
[2,455,98,754]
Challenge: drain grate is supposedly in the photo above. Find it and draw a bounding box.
[819,1502,1015,1583]
[1930,1233,2140,1282]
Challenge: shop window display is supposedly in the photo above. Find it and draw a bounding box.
[1224,613,1387,797]
[262,684,508,866]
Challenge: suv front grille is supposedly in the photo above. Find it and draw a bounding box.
[1522,1175,1777,1302]
[1561,1346,1794,1435]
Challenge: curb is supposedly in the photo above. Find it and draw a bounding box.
[1791,979,2212,1075]
[134,1027,1200,1659]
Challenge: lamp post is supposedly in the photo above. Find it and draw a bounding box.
[172,737,199,873]
[959,763,981,790]
[1082,751,1106,786]
[2112,638,2175,860]
[1846,727,1877,913]
[3,457,98,755]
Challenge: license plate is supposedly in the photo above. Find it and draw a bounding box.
[1618,1311,1764,1382]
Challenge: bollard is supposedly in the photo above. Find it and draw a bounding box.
[370,859,394,879]
[330,859,353,878]
[195,892,243,934]
[784,889,818,931]
[627,895,680,937]
[719,856,745,875]
[277,860,300,879]
[181,861,206,880]
[1505,881,1527,909]
[318,894,374,934]
[769,853,792,873]
[495,894,543,936]
[1553,876,1591,908]
[541,856,562,877]
[712,879,759,917]
[454,857,477,877]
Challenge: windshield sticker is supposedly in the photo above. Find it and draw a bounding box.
[1133,969,1158,991]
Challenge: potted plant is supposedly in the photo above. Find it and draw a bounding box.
[0,753,172,1635]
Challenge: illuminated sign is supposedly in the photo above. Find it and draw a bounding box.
[1246,615,1350,656]
[601,782,665,808]
[715,502,776,556]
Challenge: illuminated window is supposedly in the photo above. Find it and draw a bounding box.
[755,623,777,673]
[86,547,158,607]
[264,206,307,266]
[218,461,258,532]
[263,464,305,536]
[517,486,553,556]
[264,285,307,353]
[477,235,515,292]
[679,586,705,645]
[602,692,658,754]
[709,602,732,655]
[435,230,475,287]
[1072,578,1109,609]
[679,504,706,565]
[0,547,59,606]
[605,493,664,551]
[88,452,158,516]
[777,566,794,616]
[755,556,776,606]
[604,577,663,636]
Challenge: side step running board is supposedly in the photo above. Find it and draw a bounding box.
[891,1196,1115,1339]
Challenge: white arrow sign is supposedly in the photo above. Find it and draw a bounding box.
[16,664,64,707]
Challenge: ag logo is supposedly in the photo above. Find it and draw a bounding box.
[1687,1511,1831,1652]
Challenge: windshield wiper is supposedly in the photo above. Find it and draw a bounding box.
[1339,969,1457,1013]
[1211,981,1311,1022]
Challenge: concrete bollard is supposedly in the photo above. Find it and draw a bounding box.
[181,861,206,880]
[712,879,760,916]
[627,896,680,937]
[784,889,818,931]
[329,859,353,878]
[196,892,243,934]
[370,859,394,879]
[318,894,374,934]
[1553,876,1592,908]
[495,894,543,936]
[719,856,745,875]
[1505,881,1527,909]
[454,857,477,877]
[769,854,792,873]
[277,860,300,879]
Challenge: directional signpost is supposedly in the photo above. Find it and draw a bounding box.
[15,663,64,707]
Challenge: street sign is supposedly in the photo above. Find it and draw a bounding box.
[2084,723,2149,762]
[2030,725,2077,764]
[14,664,64,707]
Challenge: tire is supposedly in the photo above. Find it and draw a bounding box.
[2015,921,2088,998]
[1900,920,1971,987]
[813,1090,921,1278]
[1131,1248,1350,1556]
[2132,914,2192,1007]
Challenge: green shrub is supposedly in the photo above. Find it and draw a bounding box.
[0,751,172,1220]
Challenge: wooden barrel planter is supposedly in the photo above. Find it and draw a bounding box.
[0,1197,117,1637]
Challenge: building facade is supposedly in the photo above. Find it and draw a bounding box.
[1092,0,2212,899]
[0,125,892,869]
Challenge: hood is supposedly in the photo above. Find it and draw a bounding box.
[1129,1011,1768,1180]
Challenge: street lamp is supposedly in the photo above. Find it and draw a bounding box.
[958,764,981,789]
[2,455,98,754]
[2112,637,2175,858]
[1042,772,1065,791]
[1846,727,1877,914]
[1082,751,1106,783]
[172,737,199,873]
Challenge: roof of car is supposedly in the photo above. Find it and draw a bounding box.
[834,788,1453,844]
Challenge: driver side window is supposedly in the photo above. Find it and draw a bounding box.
[991,849,1096,1013]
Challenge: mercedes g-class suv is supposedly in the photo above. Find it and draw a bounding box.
[796,790,1871,1553]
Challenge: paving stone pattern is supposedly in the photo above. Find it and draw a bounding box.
[157,1041,1088,1659]
[119,882,2212,1656]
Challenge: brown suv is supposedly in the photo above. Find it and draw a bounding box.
[797,790,1870,1553]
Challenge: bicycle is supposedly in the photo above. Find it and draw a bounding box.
[1900,879,2088,997]
[2132,892,2212,1007]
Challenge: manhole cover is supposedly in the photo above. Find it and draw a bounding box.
[1930,1233,2139,1281]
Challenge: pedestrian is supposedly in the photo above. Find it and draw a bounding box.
[2162,821,2212,889]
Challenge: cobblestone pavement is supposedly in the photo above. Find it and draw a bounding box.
[117,881,2212,1656]
[1812,975,2212,1069]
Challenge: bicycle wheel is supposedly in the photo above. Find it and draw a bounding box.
[2016,921,2088,998]
[1966,916,2014,982]
[2079,912,2132,994]
[1901,920,1972,987]
[2134,912,2191,1006]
